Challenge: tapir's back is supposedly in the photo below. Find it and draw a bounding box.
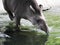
[4,0,31,13]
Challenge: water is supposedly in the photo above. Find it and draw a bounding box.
[0,14,48,45]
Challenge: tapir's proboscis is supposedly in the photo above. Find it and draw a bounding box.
[2,0,49,35]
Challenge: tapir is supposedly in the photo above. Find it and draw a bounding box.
[2,0,49,35]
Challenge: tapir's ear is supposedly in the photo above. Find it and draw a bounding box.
[39,4,43,11]
[39,4,43,8]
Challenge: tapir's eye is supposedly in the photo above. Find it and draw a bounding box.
[37,19,40,23]
[36,18,45,25]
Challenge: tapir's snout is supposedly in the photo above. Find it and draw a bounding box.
[35,16,49,35]
[39,20,49,35]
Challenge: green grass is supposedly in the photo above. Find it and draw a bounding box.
[46,36,60,45]
[44,12,60,29]
[44,12,60,45]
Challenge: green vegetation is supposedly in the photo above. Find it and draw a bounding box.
[44,12,60,29]
[44,11,60,45]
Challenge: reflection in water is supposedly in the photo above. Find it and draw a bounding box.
[0,28,48,45]
[0,15,48,45]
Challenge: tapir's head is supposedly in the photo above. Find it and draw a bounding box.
[33,4,49,35]
[33,15,49,35]
[28,4,49,35]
